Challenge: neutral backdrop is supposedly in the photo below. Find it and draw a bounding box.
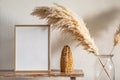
[0,0,120,80]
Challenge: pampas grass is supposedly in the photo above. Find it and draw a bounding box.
[114,24,120,47]
[31,3,99,55]
[108,24,120,55]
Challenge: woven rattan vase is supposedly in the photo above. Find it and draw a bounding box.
[60,45,74,73]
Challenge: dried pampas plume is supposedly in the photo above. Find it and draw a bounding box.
[31,3,99,55]
[109,24,120,55]
[114,24,120,46]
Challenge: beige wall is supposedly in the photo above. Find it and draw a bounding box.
[0,0,120,80]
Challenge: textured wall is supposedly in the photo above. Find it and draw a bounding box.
[0,0,120,80]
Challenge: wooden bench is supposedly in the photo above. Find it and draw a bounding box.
[0,69,84,80]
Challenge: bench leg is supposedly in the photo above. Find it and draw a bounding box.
[70,77,76,80]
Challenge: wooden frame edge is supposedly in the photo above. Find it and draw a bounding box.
[14,25,16,71]
[48,26,51,72]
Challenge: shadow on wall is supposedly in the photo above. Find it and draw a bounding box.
[51,30,83,56]
[51,30,76,55]
[85,7,120,37]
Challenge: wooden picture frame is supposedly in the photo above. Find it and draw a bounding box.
[14,25,51,72]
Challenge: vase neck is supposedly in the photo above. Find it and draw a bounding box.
[97,54,113,58]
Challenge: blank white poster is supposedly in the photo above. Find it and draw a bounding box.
[15,26,49,71]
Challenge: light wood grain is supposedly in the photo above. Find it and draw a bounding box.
[15,25,49,27]
[0,69,84,78]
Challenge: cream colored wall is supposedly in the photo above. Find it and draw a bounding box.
[0,0,120,80]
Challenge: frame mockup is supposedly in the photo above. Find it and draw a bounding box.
[14,25,50,72]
